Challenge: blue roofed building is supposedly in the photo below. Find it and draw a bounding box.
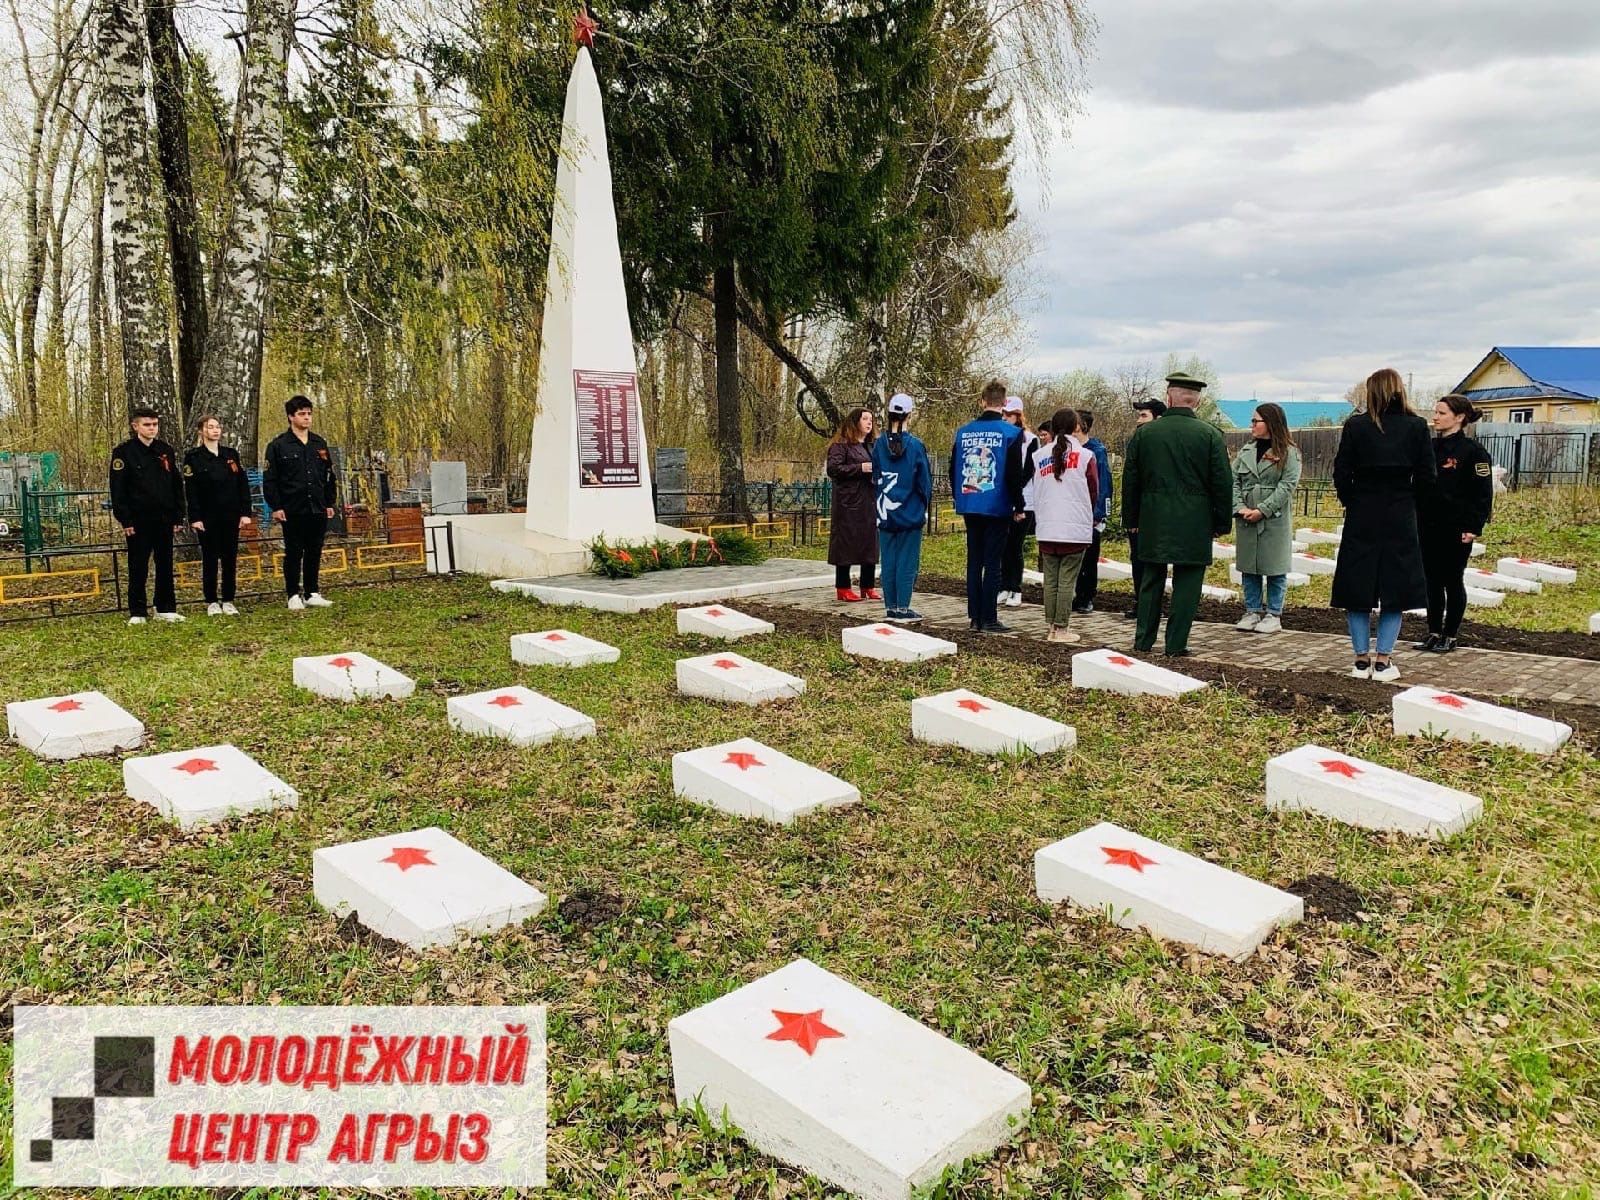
[1216,399,1354,430]
[1453,347,1600,424]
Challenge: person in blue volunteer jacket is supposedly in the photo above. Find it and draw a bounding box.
[950,379,1027,633]
[871,392,933,622]
[1071,409,1113,614]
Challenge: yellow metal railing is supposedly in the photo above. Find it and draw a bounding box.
[355,541,425,569]
[0,567,101,605]
[271,547,349,575]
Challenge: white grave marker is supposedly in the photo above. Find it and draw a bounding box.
[1465,568,1540,594]
[510,629,620,667]
[677,604,775,640]
[1299,529,1341,547]
[313,826,546,949]
[672,738,859,824]
[676,652,804,706]
[669,957,1031,1200]
[1590,612,1600,635]
[123,743,298,830]
[6,691,143,760]
[1291,537,1308,552]
[1264,743,1482,838]
[1034,821,1302,959]
[1021,568,1044,586]
[1230,566,1310,587]
[842,623,957,663]
[1212,541,1236,560]
[1071,649,1207,698]
[447,685,595,747]
[1164,578,1235,601]
[1096,556,1134,581]
[1290,551,1337,576]
[1469,541,1485,558]
[1392,686,1572,755]
[292,652,416,701]
[1496,557,1577,585]
[911,689,1074,756]
[1465,586,1505,607]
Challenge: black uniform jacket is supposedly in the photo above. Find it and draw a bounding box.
[262,430,337,516]
[1418,431,1493,538]
[109,437,185,528]
[1330,410,1436,612]
[183,444,254,522]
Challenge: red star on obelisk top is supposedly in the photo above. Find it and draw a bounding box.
[174,757,219,775]
[488,694,523,708]
[723,751,764,771]
[48,698,84,712]
[329,656,356,668]
[573,6,597,48]
[766,1009,844,1056]
[1433,694,1468,709]
[712,658,741,670]
[956,698,988,712]
[1102,846,1158,873]
[1319,759,1361,778]
[544,632,566,642]
[381,846,435,871]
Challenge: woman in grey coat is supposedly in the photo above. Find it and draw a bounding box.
[1231,402,1301,633]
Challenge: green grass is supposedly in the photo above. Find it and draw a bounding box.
[2,577,1597,1197]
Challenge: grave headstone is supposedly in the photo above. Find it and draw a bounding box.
[429,460,469,516]
[1034,821,1302,959]
[669,957,1031,1200]
[447,685,595,746]
[293,652,416,701]
[677,605,775,640]
[842,623,957,663]
[1290,551,1336,576]
[677,652,805,706]
[1264,743,1482,838]
[313,826,546,949]
[911,689,1074,756]
[1392,686,1572,755]
[124,743,298,830]
[510,629,620,667]
[1465,568,1540,594]
[655,448,689,520]
[1496,557,1577,585]
[672,738,859,824]
[6,691,143,760]
[1071,649,1207,698]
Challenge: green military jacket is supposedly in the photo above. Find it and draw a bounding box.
[1120,408,1233,566]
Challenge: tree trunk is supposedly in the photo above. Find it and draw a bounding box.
[88,154,109,442]
[98,0,178,427]
[712,259,750,520]
[147,0,208,422]
[486,337,509,481]
[193,0,294,464]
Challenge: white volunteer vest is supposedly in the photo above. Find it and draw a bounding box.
[1031,438,1095,543]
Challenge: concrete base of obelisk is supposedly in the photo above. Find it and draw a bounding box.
[426,513,692,579]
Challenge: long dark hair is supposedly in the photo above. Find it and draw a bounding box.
[831,407,872,446]
[1437,393,1483,427]
[1049,408,1079,479]
[1363,368,1411,432]
[1254,402,1294,464]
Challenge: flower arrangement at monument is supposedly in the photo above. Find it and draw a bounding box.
[589,530,765,578]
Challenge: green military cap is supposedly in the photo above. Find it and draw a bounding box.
[1164,372,1207,392]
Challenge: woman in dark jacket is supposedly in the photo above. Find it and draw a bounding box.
[826,407,879,602]
[1414,394,1493,654]
[183,414,255,615]
[1330,369,1436,682]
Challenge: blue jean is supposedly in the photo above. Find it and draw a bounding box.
[1241,573,1287,615]
[962,514,1009,625]
[879,528,924,611]
[1347,609,1403,657]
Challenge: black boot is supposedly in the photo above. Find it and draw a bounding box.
[1413,632,1440,651]
[1429,636,1457,653]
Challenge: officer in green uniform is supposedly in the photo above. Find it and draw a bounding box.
[1120,372,1233,655]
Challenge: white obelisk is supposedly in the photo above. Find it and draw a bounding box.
[524,35,659,544]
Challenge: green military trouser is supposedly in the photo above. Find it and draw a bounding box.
[1040,550,1085,627]
[1134,562,1206,654]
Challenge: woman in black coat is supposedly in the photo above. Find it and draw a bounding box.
[1414,394,1493,654]
[1330,369,1436,682]
[826,407,879,602]
[183,414,255,615]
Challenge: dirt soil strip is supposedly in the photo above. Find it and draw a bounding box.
[739,594,1600,740]
[913,574,1600,662]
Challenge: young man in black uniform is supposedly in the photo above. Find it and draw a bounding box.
[1414,393,1493,653]
[262,395,338,611]
[109,406,187,625]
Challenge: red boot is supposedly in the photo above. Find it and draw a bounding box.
[836,588,864,602]
[863,588,882,600]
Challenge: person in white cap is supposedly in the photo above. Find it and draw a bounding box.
[998,395,1039,607]
[871,393,933,620]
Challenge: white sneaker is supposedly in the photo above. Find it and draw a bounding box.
[1235,611,1262,632]
[1255,614,1282,634]
[128,616,147,626]
[154,610,185,622]
[1350,661,1372,679]
[1004,591,1022,608]
[206,602,223,617]
[288,594,306,611]
[305,593,334,608]
[220,602,239,616]
[1370,661,1401,683]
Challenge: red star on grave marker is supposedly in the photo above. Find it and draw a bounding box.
[488,694,522,708]
[1475,570,1493,577]
[1107,655,1135,667]
[1099,556,1110,564]
[873,627,896,636]
[544,632,566,642]
[723,751,764,771]
[573,7,597,48]
[47,698,84,712]
[1432,694,1468,709]
[705,608,726,617]
[381,846,435,871]
[712,658,741,670]
[1517,558,1532,564]
[956,698,988,712]
[1102,846,1158,872]
[329,656,357,668]
[766,1009,844,1056]
[174,757,219,775]
[1318,759,1361,778]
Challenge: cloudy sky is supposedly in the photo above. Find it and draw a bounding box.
[1015,0,1600,401]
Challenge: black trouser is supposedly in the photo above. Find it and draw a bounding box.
[197,517,241,602]
[1073,526,1103,608]
[1128,529,1144,594]
[126,524,176,617]
[1421,528,1473,638]
[282,512,328,598]
[963,514,1010,626]
[1001,511,1035,592]
[834,563,876,591]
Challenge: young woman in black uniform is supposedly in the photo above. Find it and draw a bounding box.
[1414,394,1493,653]
[183,414,255,615]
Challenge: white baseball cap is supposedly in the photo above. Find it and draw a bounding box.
[887,393,915,415]
[1002,396,1025,413]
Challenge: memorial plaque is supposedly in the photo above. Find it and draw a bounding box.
[574,369,641,487]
